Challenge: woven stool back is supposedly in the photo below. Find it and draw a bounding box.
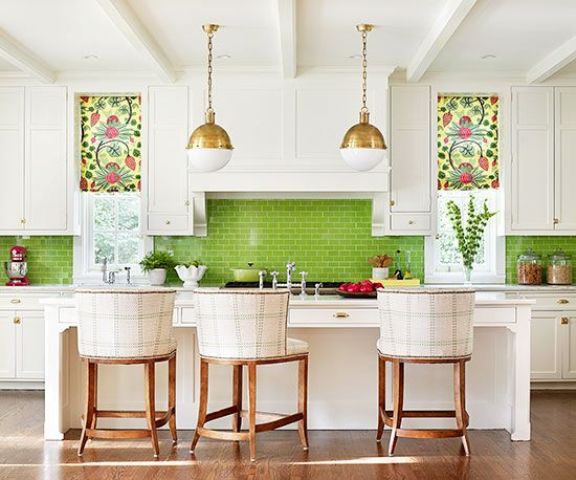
[76,288,177,359]
[377,288,475,359]
[193,289,290,359]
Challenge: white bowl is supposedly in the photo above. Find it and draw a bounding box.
[175,264,208,288]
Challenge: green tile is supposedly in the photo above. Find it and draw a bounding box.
[155,199,425,284]
[0,236,73,285]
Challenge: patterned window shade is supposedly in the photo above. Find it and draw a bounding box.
[79,95,141,192]
[437,95,499,190]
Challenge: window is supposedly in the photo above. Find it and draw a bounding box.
[74,193,151,282]
[425,94,504,284]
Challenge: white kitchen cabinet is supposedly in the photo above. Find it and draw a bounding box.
[0,312,16,379]
[15,310,45,380]
[0,86,69,235]
[0,88,25,231]
[145,86,192,235]
[386,85,431,235]
[561,315,576,379]
[531,312,562,380]
[510,86,576,234]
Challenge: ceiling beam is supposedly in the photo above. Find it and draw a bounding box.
[407,0,477,82]
[274,0,297,78]
[0,30,55,83]
[96,0,176,83]
[527,35,576,84]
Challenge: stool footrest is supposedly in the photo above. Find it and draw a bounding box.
[205,406,239,423]
[197,427,250,442]
[86,428,152,439]
[396,428,466,439]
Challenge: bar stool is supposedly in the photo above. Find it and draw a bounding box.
[75,288,177,457]
[376,288,475,456]
[190,289,309,462]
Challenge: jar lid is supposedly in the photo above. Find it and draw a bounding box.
[518,249,540,262]
[549,250,571,261]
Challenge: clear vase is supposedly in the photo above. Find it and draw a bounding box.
[463,265,472,285]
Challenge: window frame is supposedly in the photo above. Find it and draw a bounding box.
[73,192,152,284]
[425,90,505,285]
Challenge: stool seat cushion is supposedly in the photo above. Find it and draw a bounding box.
[287,337,309,355]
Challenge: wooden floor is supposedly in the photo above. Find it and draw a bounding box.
[1,391,576,479]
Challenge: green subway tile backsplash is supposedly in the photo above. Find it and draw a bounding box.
[506,236,576,284]
[0,236,73,285]
[155,199,425,285]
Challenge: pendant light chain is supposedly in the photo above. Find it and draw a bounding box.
[207,30,214,113]
[361,29,368,113]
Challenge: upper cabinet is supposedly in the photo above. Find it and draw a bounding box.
[384,85,431,235]
[187,73,391,193]
[0,86,70,235]
[145,86,193,236]
[510,86,576,234]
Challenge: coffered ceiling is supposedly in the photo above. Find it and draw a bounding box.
[0,0,575,83]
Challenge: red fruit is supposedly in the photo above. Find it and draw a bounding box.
[90,112,100,127]
[125,155,136,171]
[359,285,373,293]
[373,282,383,289]
[479,156,489,171]
[348,284,360,293]
[442,112,452,127]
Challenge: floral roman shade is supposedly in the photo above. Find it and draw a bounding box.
[79,95,141,192]
[437,95,499,190]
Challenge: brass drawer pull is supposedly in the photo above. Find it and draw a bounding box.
[333,312,350,319]
[561,317,570,325]
[13,316,21,325]
[558,299,570,304]
[10,299,21,304]
[165,220,171,225]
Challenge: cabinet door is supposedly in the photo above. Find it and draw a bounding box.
[554,87,576,231]
[146,86,191,235]
[510,87,555,232]
[531,312,562,380]
[24,87,68,231]
[561,315,576,379]
[15,310,44,380]
[0,311,16,379]
[0,88,25,231]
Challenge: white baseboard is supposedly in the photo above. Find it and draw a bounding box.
[531,382,576,391]
[0,381,44,390]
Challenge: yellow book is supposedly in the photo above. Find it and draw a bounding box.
[371,278,421,287]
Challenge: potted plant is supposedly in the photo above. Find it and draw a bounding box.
[368,254,393,280]
[446,196,496,284]
[139,251,176,285]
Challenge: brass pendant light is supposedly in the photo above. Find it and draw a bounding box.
[187,24,233,172]
[340,24,387,172]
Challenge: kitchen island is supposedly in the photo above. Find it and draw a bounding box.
[41,291,533,441]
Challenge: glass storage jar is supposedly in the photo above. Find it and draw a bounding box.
[547,251,573,285]
[516,250,543,285]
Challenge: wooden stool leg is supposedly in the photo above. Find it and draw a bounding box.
[297,355,309,450]
[232,365,243,433]
[145,361,160,457]
[248,362,257,462]
[388,360,404,456]
[376,356,386,442]
[168,354,177,444]
[78,361,96,456]
[191,358,209,454]
[454,360,471,456]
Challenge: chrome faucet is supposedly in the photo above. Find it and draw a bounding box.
[124,266,132,285]
[286,261,296,290]
[102,258,115,284]
[258,270,266,290]
[271,271,279,289]
[299,271,308,297]
[314,283,323,299]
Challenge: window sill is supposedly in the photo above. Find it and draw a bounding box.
[424,273,506,285]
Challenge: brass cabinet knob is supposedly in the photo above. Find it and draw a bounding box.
[165,220,171,225]
[13,317,21,325]
[10,299,21,304]
[558,299,569,304]
[554,218,559,224]
[333,312,350,319]
[561,317,570,325]
[408,220,414,225]
[390,200,395,207]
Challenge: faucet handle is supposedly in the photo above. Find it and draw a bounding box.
[271,271,279,278]
[287,261,296,271]
[300,271,308,280]
[314,282,323,297]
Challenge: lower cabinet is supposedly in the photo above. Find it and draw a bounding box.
[0,310,44,383]
[531,311,576,382]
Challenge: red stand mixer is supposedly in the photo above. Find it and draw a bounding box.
[4,246,29,286]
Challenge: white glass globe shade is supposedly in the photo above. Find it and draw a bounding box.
[187,148,233,172]
[339,147,385,172]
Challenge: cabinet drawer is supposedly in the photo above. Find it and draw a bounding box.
[148,214,190,233]
[0,294,50,310]
[390,214,431,232]
[289,308,378,326]
[513,294,576,310]
[474,307,516,324]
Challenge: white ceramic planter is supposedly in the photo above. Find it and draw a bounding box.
[372,267,389,280]
[175,264,208,288]
[148,268,167,285]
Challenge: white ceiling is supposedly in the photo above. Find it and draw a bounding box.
[0,0,575,81]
